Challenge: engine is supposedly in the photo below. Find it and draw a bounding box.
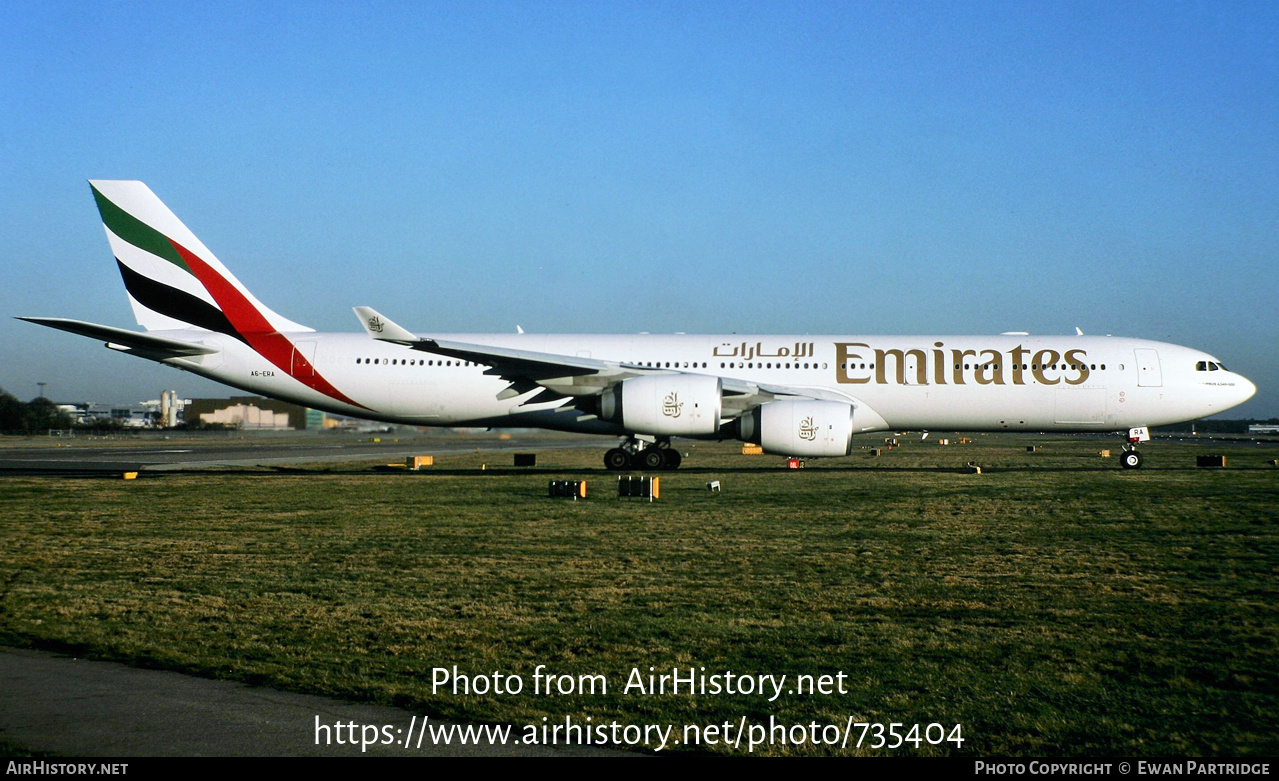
[735,400,856,457]
[594,374,723,436]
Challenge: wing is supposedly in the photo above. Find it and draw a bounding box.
[351,307,847,416]
[18,317,221,359]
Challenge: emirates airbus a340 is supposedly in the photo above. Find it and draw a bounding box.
[21,181,1256,470]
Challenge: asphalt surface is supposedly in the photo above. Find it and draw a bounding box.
[0,647,625,757]
[0,433,608,473]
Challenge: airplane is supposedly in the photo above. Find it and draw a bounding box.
[20,180,1257,470]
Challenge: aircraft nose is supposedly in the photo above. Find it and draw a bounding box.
[1236,374,1257,405]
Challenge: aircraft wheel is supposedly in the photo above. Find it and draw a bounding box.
[638,447,665,470]
[1120,450,1143,469]
[662,449,682,470]
[604,448,631,471]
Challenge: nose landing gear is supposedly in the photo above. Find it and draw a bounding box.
[1120,447,1143,469]
[1120,426,1150,470]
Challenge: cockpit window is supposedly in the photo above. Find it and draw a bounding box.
[1196,360,1227,372]
[1196,361,1207,371]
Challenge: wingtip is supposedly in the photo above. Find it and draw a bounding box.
[353,306,418,342]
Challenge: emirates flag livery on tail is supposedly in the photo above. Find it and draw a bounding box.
[22,181,1256,470]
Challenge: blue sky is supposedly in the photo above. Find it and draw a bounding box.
[2,1,1276,417]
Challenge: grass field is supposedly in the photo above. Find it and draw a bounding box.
[1,434,1276,755]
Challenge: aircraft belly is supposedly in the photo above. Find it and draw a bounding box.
[860,384,1112,431]
[1053,386,1109,425]
[378,379,442,419]
[1113,386,1206,429]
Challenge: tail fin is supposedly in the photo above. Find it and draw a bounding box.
[90,180,313,336]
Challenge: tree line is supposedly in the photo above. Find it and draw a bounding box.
[0,388,75,433]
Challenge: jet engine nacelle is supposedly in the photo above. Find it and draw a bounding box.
[599,374,723,436]
[737,399,856,457]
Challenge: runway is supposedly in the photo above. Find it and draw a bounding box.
[0,432,608,474]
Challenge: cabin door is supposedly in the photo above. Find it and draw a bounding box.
[1134,348,1162,387]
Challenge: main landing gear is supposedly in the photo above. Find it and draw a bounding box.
[1120,426,1150,470]
[604,436,683,471]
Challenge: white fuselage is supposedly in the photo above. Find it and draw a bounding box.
[156,331,1256,437]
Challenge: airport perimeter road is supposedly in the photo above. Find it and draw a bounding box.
[0,647,626,757]
[0,434,606,472]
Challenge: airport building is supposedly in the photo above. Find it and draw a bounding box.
[184,396,310,430]
[57,394,189,428]
[53,394,313,430]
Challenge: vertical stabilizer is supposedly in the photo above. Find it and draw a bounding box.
[89,180,313,335]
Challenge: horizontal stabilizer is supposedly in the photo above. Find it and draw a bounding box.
[17,317,220,357]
